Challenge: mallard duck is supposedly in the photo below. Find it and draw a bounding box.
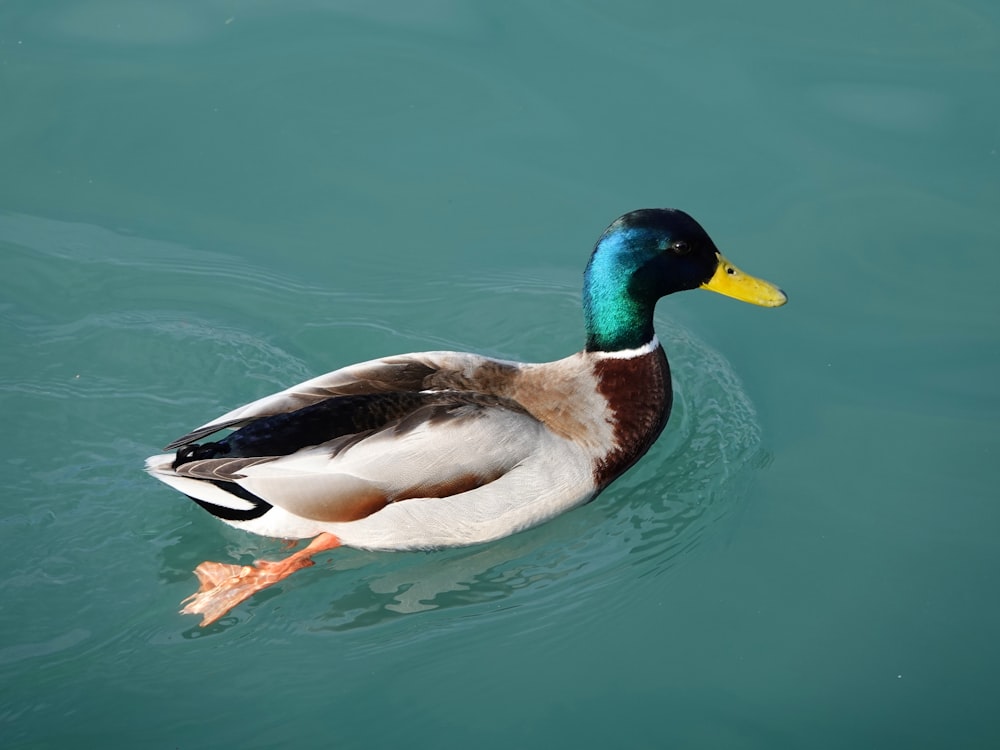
[146,208,786,625]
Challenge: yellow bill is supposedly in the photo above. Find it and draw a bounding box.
[700,253,787,307]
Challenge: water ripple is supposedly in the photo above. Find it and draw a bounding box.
[0,214,767,656]
[118,254,768,647]
[297,320,765,647]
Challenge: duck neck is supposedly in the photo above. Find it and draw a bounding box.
[583,249,656,353]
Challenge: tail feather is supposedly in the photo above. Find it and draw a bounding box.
[145,452,271,520]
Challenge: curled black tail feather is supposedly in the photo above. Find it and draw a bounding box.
[173,442,227,469]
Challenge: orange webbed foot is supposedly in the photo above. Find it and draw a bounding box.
[179,533,341,626]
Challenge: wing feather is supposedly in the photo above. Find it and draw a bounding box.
[163,351,506,450]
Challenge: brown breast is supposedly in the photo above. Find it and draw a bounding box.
[591,346,672,488]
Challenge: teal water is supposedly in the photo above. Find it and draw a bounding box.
[3,1,999,747]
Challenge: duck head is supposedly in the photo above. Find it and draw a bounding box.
[583,208,787,352]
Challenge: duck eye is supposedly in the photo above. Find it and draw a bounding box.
[670,240,690,255]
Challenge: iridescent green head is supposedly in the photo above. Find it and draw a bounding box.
[583,208,787,352]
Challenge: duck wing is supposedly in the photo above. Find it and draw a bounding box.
[163,351,515,450]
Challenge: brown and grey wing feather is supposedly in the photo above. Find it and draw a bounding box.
[163,352,502,450]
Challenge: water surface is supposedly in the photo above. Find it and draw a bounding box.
[2,1,999,747]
